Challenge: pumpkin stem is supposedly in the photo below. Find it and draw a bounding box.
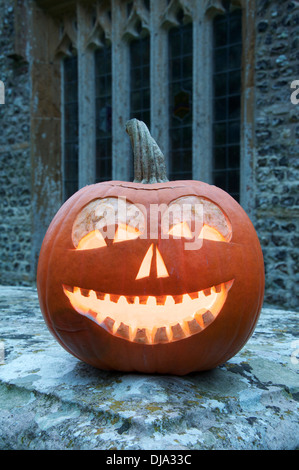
[126,119,169,184]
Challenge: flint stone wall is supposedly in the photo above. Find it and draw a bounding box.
[0,0,32,285]
[255,0,299,309]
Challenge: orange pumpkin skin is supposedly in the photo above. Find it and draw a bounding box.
[37,179,264,375]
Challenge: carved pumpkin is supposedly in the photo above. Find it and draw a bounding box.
[37,119,264,375]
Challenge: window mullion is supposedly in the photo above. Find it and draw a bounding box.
[193,6,213,183]
[150,0,169,172]
[111,0,131,181]
[77,2,96,188]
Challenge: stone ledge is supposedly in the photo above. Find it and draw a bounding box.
[0,285,298,450]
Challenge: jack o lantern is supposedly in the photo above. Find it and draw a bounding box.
[37,119,264,375]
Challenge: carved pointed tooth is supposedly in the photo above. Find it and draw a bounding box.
[115,322,130,340]
[156,295,167,305]
[134,296,140,305]
[202,310,214,327]
[109,294,120,303]
[96,291,106,300]
[184,316,202,335]
[73,286,81,295]
[173,294,183,304]
[80,288,90,297]
[134,328,149,344]
[139,296,148,305]
[101,316,115,333]
[171,323,186,340]
[203,287,211,296]
[188,291,199,300]
[153,327,169,343]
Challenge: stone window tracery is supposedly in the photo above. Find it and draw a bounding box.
[35,0,254,209]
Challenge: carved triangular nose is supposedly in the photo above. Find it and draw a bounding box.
[135,244,169,280]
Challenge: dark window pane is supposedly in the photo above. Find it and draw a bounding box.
[183,55,192,77]
[229,70,241,95]
[214,147,226,169]
[229,95,241,119]
[182,125,192,148]
[228,121,240,143]
[214,48,228,73]
[228,145,240,168]
[129,35,150,180]
[130,35,150,127]
[213,170,226,190]
[214,73,227,97]
[182,150,192,172]
[214,122,227,145]
[229,15,242,44]
[228,169,240,193]
[229,44,242,69]
[169,20,193,180]
[212,5,242,202]
[213,18,228,47]
[63,55,78,200]
[95,45,112,183]
[214,98,227,121]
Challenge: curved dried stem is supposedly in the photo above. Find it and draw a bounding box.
[126,119,169,184]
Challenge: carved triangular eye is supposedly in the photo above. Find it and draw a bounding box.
[198,224,226,242]
[168,222,193,239]
[113,223,141,243]
[77,230,107,250]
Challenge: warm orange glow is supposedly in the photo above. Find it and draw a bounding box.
[63,280,234,344]
[114,223,141,243]
[168,222,193,239]
[135,244,154,280]
[156,247,169,278]
[135,244,170,280]
[198,224,227,242]
[77,230,106,250]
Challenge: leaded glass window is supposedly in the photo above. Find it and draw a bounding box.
[168,14,193,181]
[95,45,112,182]
[63,55,79,200]
[130,34,150,127]
[212,7,242,201]
[130,34,150,178]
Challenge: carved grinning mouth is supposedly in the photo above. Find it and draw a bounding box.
[63,279,234,344]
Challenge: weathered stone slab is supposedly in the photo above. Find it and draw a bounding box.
[0,285,298,450]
